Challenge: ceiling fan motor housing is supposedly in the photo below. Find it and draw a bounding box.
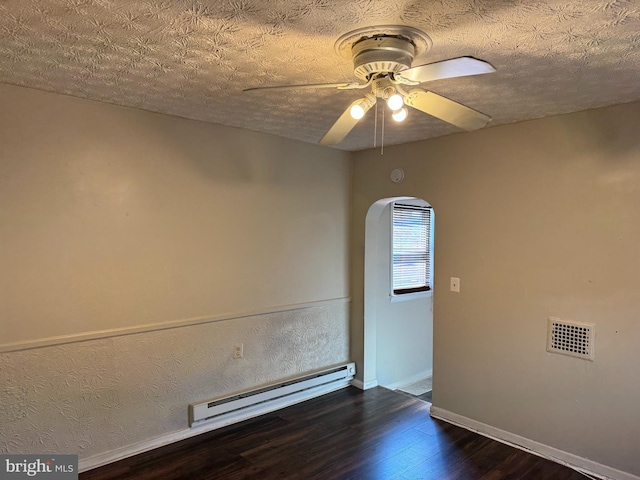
[351,36,415,80]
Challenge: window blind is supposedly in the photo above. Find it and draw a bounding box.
[392,204,432,294]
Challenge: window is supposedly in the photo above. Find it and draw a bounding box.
[392,203,433,295]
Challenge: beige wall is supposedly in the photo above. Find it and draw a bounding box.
[352,101,640,476]
[0,84,351,460]
[4,79,640,476]
[1,84,350,345]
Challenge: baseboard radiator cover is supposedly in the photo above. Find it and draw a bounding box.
[189,363,356,427]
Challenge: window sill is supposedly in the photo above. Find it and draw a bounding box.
[389,290,432,303]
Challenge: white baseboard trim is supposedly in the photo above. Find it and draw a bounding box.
[350,378,378,390]
[430,406,639,480]
[382,369,432,392]
[79,380,351,473]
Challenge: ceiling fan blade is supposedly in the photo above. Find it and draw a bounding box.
[397,56,495,84]
[404,90,491,131]
[243,82,365,93]
[319,98,372,146]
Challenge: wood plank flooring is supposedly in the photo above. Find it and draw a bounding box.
[80,387,589,480]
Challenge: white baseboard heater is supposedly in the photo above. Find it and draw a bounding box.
[189,362,356,428]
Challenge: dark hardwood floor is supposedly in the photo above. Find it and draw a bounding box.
[81,387,589,480]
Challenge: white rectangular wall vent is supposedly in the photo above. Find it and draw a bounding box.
[547,317,595,361]
[189,363,356,428]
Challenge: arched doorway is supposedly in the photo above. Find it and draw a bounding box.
[362,197,434,393]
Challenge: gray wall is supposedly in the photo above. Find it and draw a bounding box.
[0,84,351,461]
[352,101,640,476]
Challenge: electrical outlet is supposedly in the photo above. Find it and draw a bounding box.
[233,343,243,359]
[450,277,460,293]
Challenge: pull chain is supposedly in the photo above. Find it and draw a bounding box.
[373,100,378,148]
[381,102,385,155]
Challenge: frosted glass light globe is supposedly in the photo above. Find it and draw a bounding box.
[350,104,365,119]
[387,93,404,111]
[392,108,408,122]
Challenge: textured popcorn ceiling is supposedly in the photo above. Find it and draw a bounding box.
[1,0,640,151]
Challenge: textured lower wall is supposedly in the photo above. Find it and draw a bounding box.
[0,301,349,459]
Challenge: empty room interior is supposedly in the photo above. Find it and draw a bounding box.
[1,1,640,479]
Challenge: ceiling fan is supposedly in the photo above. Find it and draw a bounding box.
[244,26,496,146]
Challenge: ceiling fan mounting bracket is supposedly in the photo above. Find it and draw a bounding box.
[335,25,433,61]
[351,36,415,80]
[335,27,433,81]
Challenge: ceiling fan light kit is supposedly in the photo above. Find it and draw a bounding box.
[392,108,408,122]
[385,90,404,111]
[244,25,496,147]
[350,92,377,119]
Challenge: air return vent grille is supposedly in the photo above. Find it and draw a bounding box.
[547,317,595,361]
